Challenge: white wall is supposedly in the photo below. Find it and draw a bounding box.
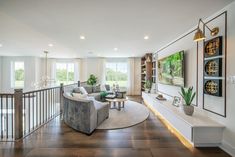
[1,56,38,92]
[158,32,198,105]
[0,56,2,91]
[206,2,235,156]
[156,2,235,156]
[80,58,105,83]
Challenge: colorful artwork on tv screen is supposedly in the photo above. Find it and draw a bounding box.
[158,51,184,87]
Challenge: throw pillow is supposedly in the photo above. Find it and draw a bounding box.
[93,84,101,93]
[72,93,88,100]
[83,86,93,94]
[100,85,107,92]
[73,87,81,93]
[79,87,88,95]
[105,84,111,91]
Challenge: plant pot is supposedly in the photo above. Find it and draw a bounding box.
[183,105,194,116]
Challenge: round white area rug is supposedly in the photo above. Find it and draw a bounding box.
[97,100,149,130]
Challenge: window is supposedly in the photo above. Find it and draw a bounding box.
[56,63,75,85]
[105,61,128,87]
[12,62,25,88]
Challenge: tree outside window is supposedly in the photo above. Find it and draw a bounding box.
[13,62,25,88]
[56,63,75,85]
[105,62,127,87]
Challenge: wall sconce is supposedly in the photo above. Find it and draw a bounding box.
[193,18,219,42]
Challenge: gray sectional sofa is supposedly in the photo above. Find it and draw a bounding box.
[63,93,109,135]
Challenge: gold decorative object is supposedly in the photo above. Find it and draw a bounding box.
[205,80,218,94]
[205,37,221,57]
[205,60,219,76]
[204,79,222,97]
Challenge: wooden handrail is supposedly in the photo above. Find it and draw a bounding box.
[23,86,60,94]
[0,93,14,96]
[23,82,81,94]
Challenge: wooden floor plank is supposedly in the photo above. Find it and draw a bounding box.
[0,96,231,157]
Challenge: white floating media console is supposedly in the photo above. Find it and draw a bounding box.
[142,92,225,147]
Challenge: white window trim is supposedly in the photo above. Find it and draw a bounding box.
[55,62,75,85]
[11,61,25,89]
[105,61,128,87]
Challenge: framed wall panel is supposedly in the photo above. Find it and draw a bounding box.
[202,11,227,117]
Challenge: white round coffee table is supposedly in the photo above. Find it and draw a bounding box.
[106,98,128,111]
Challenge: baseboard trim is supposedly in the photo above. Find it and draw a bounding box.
[220,141,235,157]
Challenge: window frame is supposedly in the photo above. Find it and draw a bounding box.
[105,60,128,87]
[55,62,75,85]
[11,61,25,88]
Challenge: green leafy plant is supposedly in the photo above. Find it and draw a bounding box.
[87,74,98,86]
[179,86,196,106]
[100,91,108,100]
[144,80,152,90]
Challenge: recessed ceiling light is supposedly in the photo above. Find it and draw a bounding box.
[0,44,2,47]
[48,43,53,47]
[114,48,118,51]
[144,36,149,40]
[80,36,85,40]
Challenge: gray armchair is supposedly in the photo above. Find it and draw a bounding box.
[63,93,109,134]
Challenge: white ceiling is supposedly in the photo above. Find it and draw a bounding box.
[0,0,233,58]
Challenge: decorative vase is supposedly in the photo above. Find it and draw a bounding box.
[183,105,194,116]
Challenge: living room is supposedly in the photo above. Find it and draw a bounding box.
[1,0,235,157]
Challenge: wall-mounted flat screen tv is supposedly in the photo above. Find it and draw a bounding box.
[158,51,184,87]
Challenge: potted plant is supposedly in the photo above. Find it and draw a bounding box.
[87,74,98,92]
[100,91,108,102]
[144,80,152,93]
[179,86,196,116]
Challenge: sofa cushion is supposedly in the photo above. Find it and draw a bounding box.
[100,85,107,91]
[93,84,101,93]
[88,92,100,97]
[105,84,111,91]
[93,100,109,110]
[73,87,81,93]
[93,100,109,125]
[83,86,93,94]
[72,93,88,99]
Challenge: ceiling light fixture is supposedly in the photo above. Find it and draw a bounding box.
[193,18,219,42]
[144,36,149,40]
[80,36,85,40]
[114,48,118,51]
[48,43,53,47]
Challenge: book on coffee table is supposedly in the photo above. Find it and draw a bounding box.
[105,94,116,99]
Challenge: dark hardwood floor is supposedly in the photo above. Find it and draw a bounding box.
[0,96,230,157]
